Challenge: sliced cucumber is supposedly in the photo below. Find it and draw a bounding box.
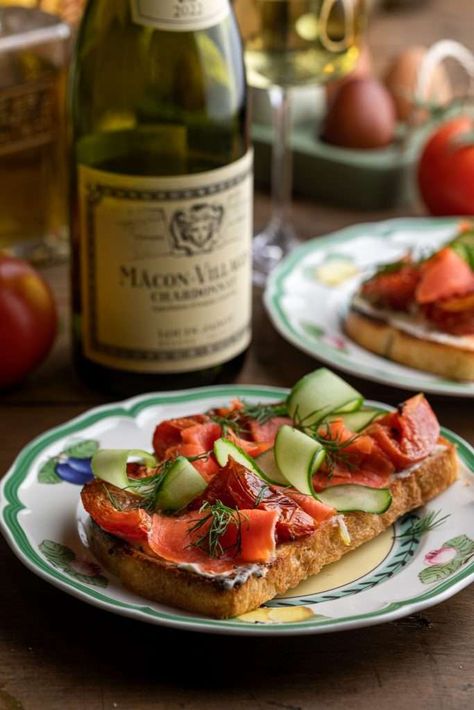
[327,408,384,432]
[91,449,157,490]
[255,449,288,486]
[274,426,326,496]
[155,457,207,511]
[288,368,363,427]
[316,484,392,514]
[214,438,267,480]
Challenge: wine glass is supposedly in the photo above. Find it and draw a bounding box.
[233,0,367,285]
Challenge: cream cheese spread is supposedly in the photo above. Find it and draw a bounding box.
[175,561,269,590]
[351,296,474,352]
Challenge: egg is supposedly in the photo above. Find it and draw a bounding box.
[384,46,453,124]
[326,43,374,107]
[322,77,396,149]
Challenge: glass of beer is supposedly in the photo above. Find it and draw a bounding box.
[0,5,70,263]
[233,0,367,284]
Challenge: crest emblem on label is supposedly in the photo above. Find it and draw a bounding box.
[170,204,225,255]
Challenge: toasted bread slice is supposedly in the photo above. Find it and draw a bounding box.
[87,442,458,619]
[345,309,474,381]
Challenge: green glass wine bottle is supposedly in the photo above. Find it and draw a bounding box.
[70,0,252,395]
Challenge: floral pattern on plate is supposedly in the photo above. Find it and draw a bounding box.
[38,440,97,485]
[420,536,474,585]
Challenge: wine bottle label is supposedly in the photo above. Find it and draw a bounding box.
[131,0,230,32]
[78,151,253,374]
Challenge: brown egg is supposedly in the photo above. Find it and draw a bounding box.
[322,77,396,149]
[326,43,374,107]
[384,46,453,124]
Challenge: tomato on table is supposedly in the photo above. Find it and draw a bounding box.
[0,255,57,389]
[418,116,474,216]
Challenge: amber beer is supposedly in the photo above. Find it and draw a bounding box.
[0,1,84,24]
[0,6,70,262]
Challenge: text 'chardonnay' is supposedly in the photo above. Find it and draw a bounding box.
[70,0,252,395]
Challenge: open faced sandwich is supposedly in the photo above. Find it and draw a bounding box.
[345,221,474,381]
[81,368,458,619]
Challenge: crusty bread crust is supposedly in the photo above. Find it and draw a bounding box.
[87,443,459,619]
[345,310,474,381]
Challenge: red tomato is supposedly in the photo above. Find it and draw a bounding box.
[0,255,57,389]
[418,116,474,216]
[81,481,151,543]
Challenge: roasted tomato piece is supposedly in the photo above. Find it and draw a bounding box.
[368,394,440,470]
[81,480,151,543]
[422,291,474,335]
[361,259,420,311]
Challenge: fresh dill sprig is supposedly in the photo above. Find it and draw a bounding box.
[124,452,211,513]
[101,483,129,511]
[240,401,288,425]
[188,500,244,559]
[397,510,450,539]
[293,411,361,475]
[208,401,288,437]
[126,459,174,513]
[208,411,244,436]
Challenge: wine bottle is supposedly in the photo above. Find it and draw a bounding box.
[70,0,252,395]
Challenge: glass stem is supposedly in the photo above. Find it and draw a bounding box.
[269,85,293,239]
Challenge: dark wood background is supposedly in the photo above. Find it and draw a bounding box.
[1,1,473,708]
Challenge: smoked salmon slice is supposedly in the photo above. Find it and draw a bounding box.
[416,248,474,304]
[148,508,278,569]
[312,418,394,491]
[153,415,210,458]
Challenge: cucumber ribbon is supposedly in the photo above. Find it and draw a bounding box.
[91,449,157,490]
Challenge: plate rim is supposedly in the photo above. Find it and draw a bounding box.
[264,216,474,398]
[1,384,473,636]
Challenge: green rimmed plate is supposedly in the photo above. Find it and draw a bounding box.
[1,386,473,636]
[264,217,474,397]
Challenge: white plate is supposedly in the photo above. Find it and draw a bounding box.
[1,386,473,636]
[264,217,474,397]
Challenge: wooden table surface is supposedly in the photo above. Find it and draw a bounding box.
[1,2,473,708]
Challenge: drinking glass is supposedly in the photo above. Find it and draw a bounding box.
[0,5,70,264]
[233,0,367,284]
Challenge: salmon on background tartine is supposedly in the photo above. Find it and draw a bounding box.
[416,248,474,305]
[423,290,474,335]
[361,258,420,311]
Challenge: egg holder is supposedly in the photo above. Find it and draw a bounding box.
[253,40,474,211]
